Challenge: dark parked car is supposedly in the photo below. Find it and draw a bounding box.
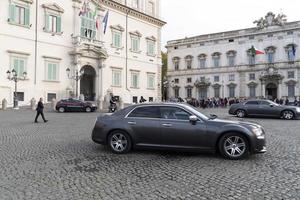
[92,103,266,160]
[229,100,300,120]
[56,98,97,113]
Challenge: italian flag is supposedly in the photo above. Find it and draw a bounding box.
[250,45,264,56]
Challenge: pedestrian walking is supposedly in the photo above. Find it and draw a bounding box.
[34,98,48,123]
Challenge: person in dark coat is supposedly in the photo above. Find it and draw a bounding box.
[34,98,48,123]
[139,96,147,103]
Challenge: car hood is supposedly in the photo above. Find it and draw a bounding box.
[209,118,261,128]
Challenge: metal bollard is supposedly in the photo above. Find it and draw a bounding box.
[2,98,7,110]
[30,98,36,110]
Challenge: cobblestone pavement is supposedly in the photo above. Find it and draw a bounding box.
[0,108,299,200]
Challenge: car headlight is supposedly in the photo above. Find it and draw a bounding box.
[252,126,265,139]
[296,107,300,113]
[92,104,96,107]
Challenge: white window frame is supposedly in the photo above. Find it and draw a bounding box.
[112,31,122,48]
[10,56,27,77]
[112,69,122,87]
[131,71,140,88]
[131,36,140,53]
[147,73,155,89]
[147,40,155,56]
[45,61,59,81]
[229,74,235,81]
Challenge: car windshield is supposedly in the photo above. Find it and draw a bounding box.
[181,103,209,120]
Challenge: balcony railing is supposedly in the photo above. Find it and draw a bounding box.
[72,36,104,48]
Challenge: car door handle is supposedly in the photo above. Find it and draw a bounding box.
[162,123,172,127]
[128,121,136,125]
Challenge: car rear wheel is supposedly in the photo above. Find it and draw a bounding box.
[85,107,92,112]
[236,109,246,118]
[282,110,294,120]
[108,131,132,154]
[219,133,249,160]
[58,107,65,113]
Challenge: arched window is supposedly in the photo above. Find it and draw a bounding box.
[185,55,193,70]
[198,54,207,68]
[265,46,276,63]
[226,50,237,67]
[212,52,221,67]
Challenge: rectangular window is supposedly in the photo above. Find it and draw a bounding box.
[187,78,192,83]
[112,32,122,48]
[131,72,139,88]
[213,57,220,67]
[200,76,205,82]
[14,92,24,101]
[133,96,138,103]
[249,86,256,98]
[132,0,139,9]
[214,88,220,98]
[147,41,155,56]
[149,97,154,102]
[112,70,121,86]
[249,56,255,65]
[249,73,256,81]
[15,6,25,25]
[47,93,57,102]
[147,74,155,89]
[174,88,179,98]
[174,78,179,84]
[147,1,155,16]
[186,60,192,69]
[131,37,140,52]
[229,87,235,98]
[11,57,26,77]
[174,61,179,70]
[48,15,57,32]
[214,76,219,82]
[81,12,96,39]
[229,74,235,81]
[199,59,206,68]
[187,88,192,98]
[288,71,295,79]
[228,56,235,66]
[46,62,58,81]
[9,4,30,26]
[267,52,274,63]
[288,85,295,97]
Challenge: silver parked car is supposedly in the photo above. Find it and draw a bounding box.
[229,100,300,120]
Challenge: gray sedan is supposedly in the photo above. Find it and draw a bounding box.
[92,103,266,160]
[229,100,300,120]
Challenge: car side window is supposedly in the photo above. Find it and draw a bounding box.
[128,106,160,119]
[245,101,259,105]
[160,107,191,121]
[259,101,270,106]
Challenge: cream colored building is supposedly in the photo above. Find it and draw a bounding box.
[0,0,165,107]
[166,12,300,101]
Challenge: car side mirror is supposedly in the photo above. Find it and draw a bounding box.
[270,104,274,107]
[189,115,198,124]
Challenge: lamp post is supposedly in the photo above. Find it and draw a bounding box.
[6,69,27,109]
[66,67,84,99]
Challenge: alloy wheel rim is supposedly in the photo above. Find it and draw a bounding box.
[59,108,64,112]
[224,136,246,157]
[237,110,244,117]
[86,107,91,112]
[110,133,127,152]
[284,111,293,119]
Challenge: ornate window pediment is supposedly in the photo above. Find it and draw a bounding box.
[265,46,277,53]
[129,31,142,37]
[18,0,33,4]
[146,36,156,42]
[212,52,221,57]
[185,55,193,60]
[247,81,258,87]
[227,82,237,88]
[226,50,237,57]
[110,24,125,32]
[285,80,297,85]
[198,54,207,59]
[212,83,221,89]
[42,3,64,13]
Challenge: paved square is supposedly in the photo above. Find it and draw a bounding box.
[0,108,299,200]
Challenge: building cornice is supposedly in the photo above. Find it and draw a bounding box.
[166,21,300,48]
[94,0,166,27]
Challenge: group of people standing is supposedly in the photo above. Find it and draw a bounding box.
[186,97,235,109]
[273,97,300,106]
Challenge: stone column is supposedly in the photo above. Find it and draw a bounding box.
[278,83,282,99]
[261,81,265,98]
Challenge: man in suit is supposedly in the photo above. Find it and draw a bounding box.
[34,98,48,123]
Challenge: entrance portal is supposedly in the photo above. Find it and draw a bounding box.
[265,83,277,100]
[80,66,96,101]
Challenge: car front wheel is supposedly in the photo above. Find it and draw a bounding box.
[236,109,246,118]
[58,107,65,113]
[85,107,92,112]
[219,133,249,160]
[108,131,132,154]
[282,110,294,120]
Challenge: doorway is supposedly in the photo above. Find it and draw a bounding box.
[80,65,96,101]
[265,83,277,100]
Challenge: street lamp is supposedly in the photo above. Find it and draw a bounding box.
[66,67,84,99]
[6,69,27,109]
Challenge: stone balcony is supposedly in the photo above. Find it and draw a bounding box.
[72,36,105,49]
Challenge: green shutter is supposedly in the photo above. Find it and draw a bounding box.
[56,16,61,33]
[9,4,16,23]
[13,59,19,72]
[24,7,30,26]
[45,14,49,31]
[53,64,57,80]
[19,60,25,76]
[48,64,52,80]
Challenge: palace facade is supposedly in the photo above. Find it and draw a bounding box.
[166,12,300,101]
[0,0,165,107]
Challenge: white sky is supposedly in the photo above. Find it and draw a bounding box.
[161,0,300,50]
